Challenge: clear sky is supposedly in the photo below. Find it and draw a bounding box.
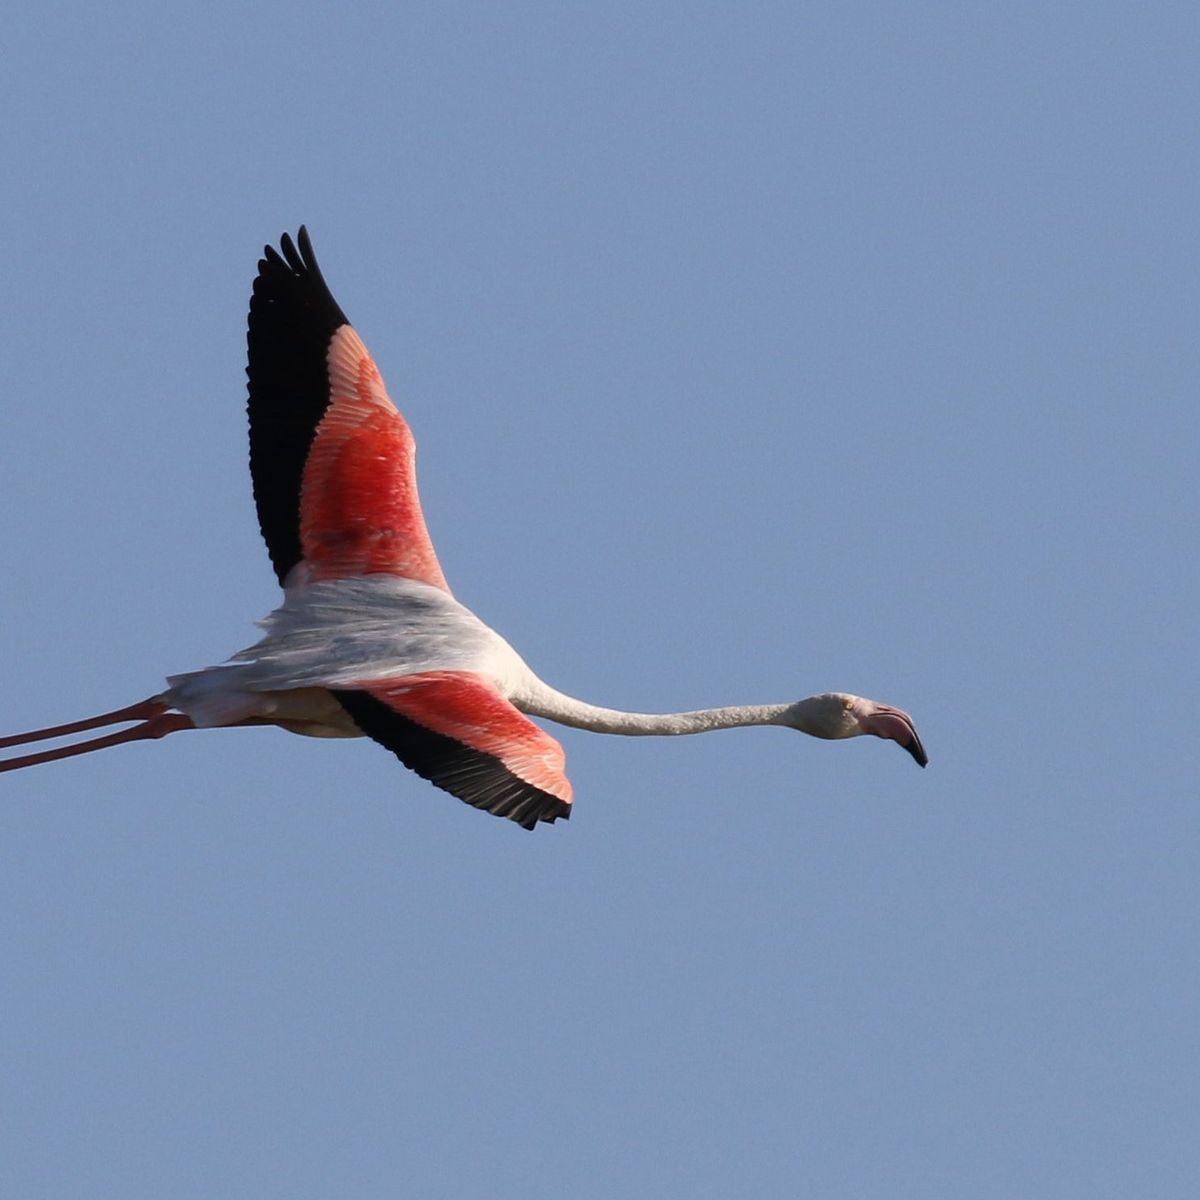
[2,3,1196,1197]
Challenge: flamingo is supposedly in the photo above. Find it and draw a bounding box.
[0,228,926,829]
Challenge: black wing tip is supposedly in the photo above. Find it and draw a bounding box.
[507,795,573,831]
[258,227,318,278]
[297,225,315,262]
[246,224,349,587]
[279,231,298,268]
[277,226,320,271]
[471,783,572,831]
[269,227,340,315]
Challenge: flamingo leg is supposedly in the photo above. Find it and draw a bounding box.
[0,711,194,773]
[0,698,170,750]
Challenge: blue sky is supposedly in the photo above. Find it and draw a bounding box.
[2,3,1197,1196]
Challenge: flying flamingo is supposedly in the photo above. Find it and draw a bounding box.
[0,229,926,829]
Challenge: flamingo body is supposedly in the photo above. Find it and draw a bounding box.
[0,228,926,830]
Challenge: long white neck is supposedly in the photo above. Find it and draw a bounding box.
[515,679,804,737]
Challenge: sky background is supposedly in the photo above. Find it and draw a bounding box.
[2,3,1197,1196]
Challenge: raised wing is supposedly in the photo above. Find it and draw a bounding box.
[332,672,573,830]
[247,228,448,591]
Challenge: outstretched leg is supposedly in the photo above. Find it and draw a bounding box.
[0,700,194,773]
[0,697,171,750]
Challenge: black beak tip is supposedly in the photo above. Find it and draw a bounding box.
[908,738,929,768]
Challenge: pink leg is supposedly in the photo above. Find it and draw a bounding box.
[0,711,194,773]
[0,697,169,750]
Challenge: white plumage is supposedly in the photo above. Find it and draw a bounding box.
[166,576,529,728]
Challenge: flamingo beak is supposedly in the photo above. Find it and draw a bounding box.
[903,728,929,768]
[862,704,928,768]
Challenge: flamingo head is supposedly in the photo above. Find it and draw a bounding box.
[788,692,928,767]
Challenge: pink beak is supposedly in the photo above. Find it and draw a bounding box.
[862,704,928,767]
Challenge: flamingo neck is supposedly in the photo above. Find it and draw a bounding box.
[514,681,798,737]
